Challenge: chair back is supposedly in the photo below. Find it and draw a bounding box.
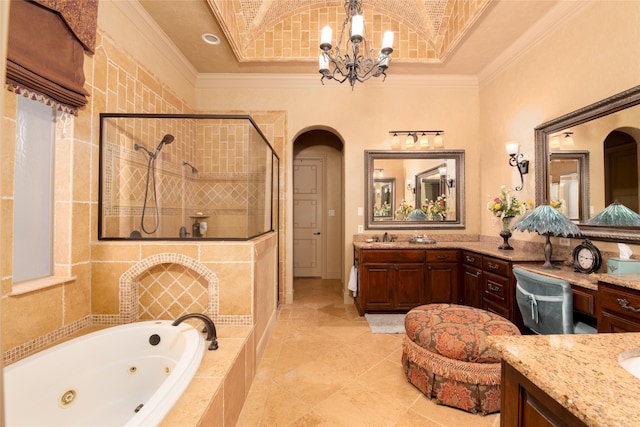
[513,267,574,334]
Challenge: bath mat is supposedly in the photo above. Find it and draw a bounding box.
[364,313,406,334]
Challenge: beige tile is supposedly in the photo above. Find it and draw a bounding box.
[238,278,502,427]
[223,345,247,426]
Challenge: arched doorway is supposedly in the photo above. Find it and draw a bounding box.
[604,130,639,211]
[292,129,344,282]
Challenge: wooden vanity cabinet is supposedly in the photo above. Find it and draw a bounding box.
[356,249,426,315]
[354,247,461,315]
[501,361,588,427]
[461,251,483,308]
[598,281,640,333]
[426,250,460,304]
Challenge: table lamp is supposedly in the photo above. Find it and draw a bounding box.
[587,201,640,226]
[512,202,581,269]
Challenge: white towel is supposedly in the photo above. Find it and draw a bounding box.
[347,265,358,297]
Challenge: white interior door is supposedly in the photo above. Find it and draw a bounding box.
[293,158,323,277]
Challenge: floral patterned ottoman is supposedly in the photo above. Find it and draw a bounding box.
[401,303,520,414]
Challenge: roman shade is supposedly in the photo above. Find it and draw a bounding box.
[6,0,98,114]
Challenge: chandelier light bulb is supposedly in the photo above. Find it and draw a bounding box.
[321,26,332,46]
[350,15,364,39]
[382,31,394,50]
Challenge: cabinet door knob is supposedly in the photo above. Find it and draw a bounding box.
[465,256,475,263]
[487,262,499,270]
[618,298,640,313]
[436,255,448,260]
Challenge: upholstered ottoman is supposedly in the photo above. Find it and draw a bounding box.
[402,303,520,414]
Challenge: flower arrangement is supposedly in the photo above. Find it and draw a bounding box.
[487,185,531,219]
[550,199,563,210]
[395,200,414,217]
[422,194,448,219]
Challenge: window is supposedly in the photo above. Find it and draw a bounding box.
[13,96,55,283]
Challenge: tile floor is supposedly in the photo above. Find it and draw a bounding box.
[237,278,501,427]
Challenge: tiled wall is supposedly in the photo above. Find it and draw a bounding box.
[1,27,285,364]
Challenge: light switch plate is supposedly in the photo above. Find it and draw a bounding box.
[357,207,363,216]
[357,225,364,233]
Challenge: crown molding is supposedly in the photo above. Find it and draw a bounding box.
[101,1,199,87]
[478,0,590,84]
[196,73,478,90]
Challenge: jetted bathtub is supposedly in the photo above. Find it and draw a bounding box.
[4,320,205,426]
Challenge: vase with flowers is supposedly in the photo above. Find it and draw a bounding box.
[422,194,448,221]
[395,200,413,220]
[487,186,532,250]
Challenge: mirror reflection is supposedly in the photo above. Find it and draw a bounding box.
[535,85,640,242]
[373,178,395,218]
[365,150,465,230]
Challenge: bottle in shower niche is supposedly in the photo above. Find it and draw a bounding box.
[192,219,201,238]
[199,221,207,238]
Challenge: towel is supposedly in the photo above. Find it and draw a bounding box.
[347,265,358,297]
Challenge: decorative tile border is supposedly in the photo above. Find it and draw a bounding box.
[4,252,253,364]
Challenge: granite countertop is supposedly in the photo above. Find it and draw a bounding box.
[353,239,560,262]
[488,332,640,427]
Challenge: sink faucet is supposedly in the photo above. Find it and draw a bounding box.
[383,232,389,242]
[172,313,219,350]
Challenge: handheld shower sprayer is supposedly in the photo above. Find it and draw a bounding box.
[155,134,174,157]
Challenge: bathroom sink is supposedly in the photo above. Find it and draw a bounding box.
[618,350,640,380]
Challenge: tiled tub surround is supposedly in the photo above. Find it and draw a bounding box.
[488,332,640,427]
[4,233,277,424]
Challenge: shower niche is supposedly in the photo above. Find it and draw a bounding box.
[99,114,279,240]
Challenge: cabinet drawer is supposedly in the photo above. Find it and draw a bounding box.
[572,287,596,317]
[426,250,459,263]
[483,256,509,277]
[600,283,640,320]
[462,251,482,268]
[361,250,426,263]
[483,272,509,303]
[483,298,510,320]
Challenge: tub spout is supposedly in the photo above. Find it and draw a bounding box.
[172,313,218,350]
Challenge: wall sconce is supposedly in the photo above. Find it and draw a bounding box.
[549,131,575,150]
[506,142,529,191]
[439,165,455,191]
[562,131,574,147]
[406,179,415,193]
[389,130,444,150]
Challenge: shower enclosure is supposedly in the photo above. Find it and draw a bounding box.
[99,114,279,240]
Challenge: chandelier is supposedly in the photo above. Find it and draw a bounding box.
[319,0,394,89]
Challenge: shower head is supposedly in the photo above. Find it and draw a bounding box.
[154,134,174,157]
[182,161,198,174]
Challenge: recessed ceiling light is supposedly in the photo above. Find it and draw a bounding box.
[202,33,221,45]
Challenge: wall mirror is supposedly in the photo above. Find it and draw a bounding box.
[535,85,640,243]
[365,150,465,230]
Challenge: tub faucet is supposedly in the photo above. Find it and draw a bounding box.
[172,313,218,350]
[383,232,389,242]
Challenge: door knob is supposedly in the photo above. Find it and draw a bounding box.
[314,232,321,235]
